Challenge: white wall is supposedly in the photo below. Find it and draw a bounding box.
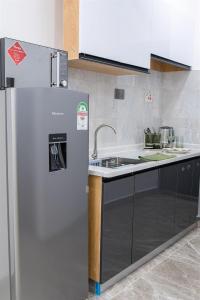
[0,0,63,49]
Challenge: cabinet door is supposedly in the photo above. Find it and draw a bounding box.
[133,170,161,262]
[152,0,195,66]
[158,164,177,244]
[151,0,171,59]
[80,0,152,68]
[175,160,198,234]
[192,158,200,199]
[101,176,134,283]
[169,0,195,66]
[190,158,200,223]
[133,166,177,263]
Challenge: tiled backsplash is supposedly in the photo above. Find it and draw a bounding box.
[68,68,200,155]
[161,71,200,146]
[68,68,162,155]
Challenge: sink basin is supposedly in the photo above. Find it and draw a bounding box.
[89,157,146,168]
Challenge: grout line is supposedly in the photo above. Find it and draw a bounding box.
[187,240,200,256]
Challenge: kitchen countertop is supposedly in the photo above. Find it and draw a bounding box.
[88,148,200,178]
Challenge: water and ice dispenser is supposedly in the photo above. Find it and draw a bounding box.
[49,133,67,172]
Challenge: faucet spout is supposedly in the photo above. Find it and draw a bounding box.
[91,124,117,160]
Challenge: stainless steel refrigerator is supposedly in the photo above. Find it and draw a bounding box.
[0,38,89,300]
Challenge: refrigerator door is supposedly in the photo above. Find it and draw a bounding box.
[0,91,10,300]
[6,88,89,300]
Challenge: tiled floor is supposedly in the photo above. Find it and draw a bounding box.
[89,225,200,300]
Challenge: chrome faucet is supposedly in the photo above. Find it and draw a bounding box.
[91,124,117,159]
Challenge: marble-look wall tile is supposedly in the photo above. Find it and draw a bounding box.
[161,70,200,145]
[68,67,200,151]
[68,68,162,153]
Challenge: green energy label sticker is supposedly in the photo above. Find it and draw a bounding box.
[77,101,88,130]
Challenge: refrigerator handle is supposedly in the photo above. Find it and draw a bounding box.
[50,51,68,88]
[50,52,59,87]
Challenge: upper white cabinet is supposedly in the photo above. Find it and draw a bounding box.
[169,0,195,66]
[64,0,152,74]
[151,0,171,60]
[79,0,152,69]
[64,0,197,73]
[152,0,196,66]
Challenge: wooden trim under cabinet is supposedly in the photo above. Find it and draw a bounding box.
[69,58,144,76]
[151,54,191,72]
[88,175,102,282]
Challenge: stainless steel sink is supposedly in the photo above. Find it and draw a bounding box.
[89,157,146,168]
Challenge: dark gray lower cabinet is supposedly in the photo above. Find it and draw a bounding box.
[132,166,177,262]
[101,158,200,282]
[157,164,178,244]
[133,170,161,262]
[101,176,134,283]
[175,159,200,234]
[192,158,200,197]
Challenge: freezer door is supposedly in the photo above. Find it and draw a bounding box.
[1,38,68,89]
[6,88,89,300]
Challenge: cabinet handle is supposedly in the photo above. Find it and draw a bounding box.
[181,167,185,172]
[197,162,200,167]
[187,164,191,170]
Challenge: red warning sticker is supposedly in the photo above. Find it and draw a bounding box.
[8,42,27,65]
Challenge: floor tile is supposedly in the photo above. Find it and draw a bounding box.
[170,242,200,264]
[189,236,200,253]
[141,274,198,300]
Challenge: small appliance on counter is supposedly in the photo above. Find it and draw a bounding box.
[159,126,175,148]
[144,128,161,149]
